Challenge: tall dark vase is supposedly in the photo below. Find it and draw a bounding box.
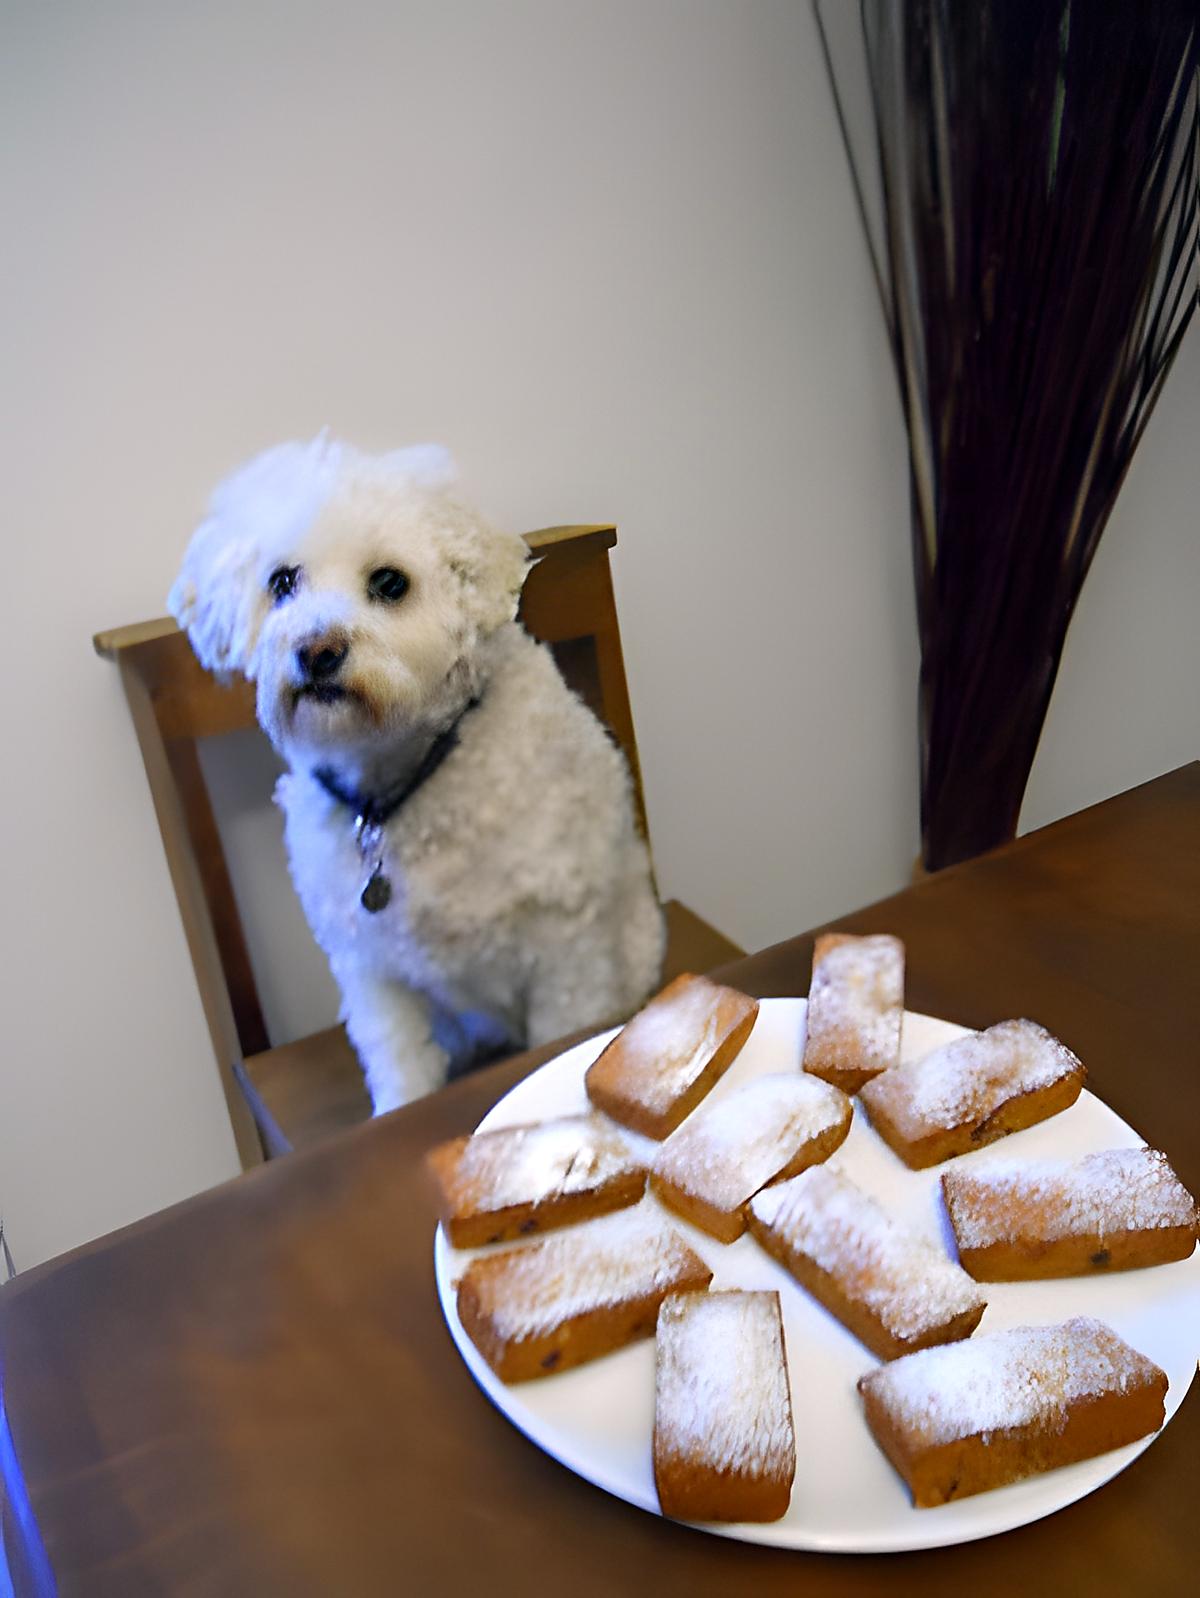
[818,1,1199,871]
[917,582,1070,871]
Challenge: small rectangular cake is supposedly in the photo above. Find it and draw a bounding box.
[858,1018,1085,1169]
[746,1165,985,1360]
[650,1073,852,1243]
[942,1146,1199,1280]
[654,1290,796,1523]
[428,1114,648,1248]
[802,933,905,1094]
[858,1317,1168,1506]
[456,1203,713,1382]
[584,973,759,1139]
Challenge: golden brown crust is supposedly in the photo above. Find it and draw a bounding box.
[767,1113,855,1185]
[427,1117,648,1248]
[438,1173,649,1249]
[455,1209,713,1383]
[941,1151,1199,1280]
[952,1225,1198,1281]
[802,932,905,1094]
[860,1368,1167,1507]
[653,1458,792,1524]
[862,1065,1085,1169]
[805,1062,879,1097]
[745,1205,984,1361]
[650,1112,851,1243]
[653,1292,795,1523]
[457,1277,708,1383]
[584,974,760,1139]
[648,1175,747,1244]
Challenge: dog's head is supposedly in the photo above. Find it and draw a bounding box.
[169,437,530,761]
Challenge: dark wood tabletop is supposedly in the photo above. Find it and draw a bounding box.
[4,763,1198,1597]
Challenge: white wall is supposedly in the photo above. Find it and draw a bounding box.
[1,1,1193,1270]
[1020,329,1200,831]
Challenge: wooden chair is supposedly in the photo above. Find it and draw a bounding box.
[96,525,743,1164]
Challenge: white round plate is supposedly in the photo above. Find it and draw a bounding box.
[434,1000,1200,1552]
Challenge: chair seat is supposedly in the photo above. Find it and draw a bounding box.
[238,899,744,1155]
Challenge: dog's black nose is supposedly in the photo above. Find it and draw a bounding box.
[297,637,348,681]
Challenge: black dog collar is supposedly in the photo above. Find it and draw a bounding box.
[312,694,481,912]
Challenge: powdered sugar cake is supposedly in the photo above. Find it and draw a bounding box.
[858,1317,1168,1507]
[650,1073,852,1242]
[584,972,759,1139]
[456,1202,712,1382]
[747,1164,986,1360]
[859,1018,1085,1168]
[428,1113,648,1247]
[654,1291,796,1523]
[435,998,1200,1551]
[803,933,905,1093]
[943,1146,1199,1280]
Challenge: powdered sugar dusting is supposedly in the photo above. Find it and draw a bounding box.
[449,1115,644,1211]
[749,1166,983,1341]
[805,934,904,1076]
[467,1203,709,1342]
[655,1291,795,1479]
[861,1317,1165,1447]
[653,1074,850,1211]
[860,1019,1082,1140]
[945,1147,1199,1250]
[609,987,725,1115]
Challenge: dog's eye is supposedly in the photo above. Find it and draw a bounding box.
[268,565,301,604]
[367,566,410,604]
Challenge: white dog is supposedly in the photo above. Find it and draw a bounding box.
[170,437,664,1112]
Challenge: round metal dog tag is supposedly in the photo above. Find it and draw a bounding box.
[361,868,392,913]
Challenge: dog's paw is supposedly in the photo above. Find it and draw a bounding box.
[366,1049,450,1116]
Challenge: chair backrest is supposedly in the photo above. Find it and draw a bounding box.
[96,525,648,1168]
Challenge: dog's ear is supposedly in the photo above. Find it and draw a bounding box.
[169,437,340,677]
[474,522,532,634]
[379,447,530,639]
[441,504,531,639]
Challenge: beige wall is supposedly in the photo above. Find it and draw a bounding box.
[1,2,1193,1269]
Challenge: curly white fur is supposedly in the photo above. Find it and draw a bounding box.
[170,438,664,1112]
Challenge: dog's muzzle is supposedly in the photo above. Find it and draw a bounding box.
[294,632,350,704]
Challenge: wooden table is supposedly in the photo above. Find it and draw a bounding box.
[3,764,1198,1597]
